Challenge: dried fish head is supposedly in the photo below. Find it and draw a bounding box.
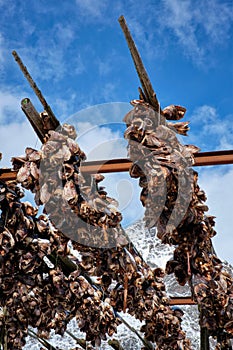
[163,105,186,120]
[167,121,190,136]
[25,147,42,162]
[62,123,77,139]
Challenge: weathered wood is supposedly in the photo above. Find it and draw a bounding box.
[169,296,196,306]
[65,330,87,349]
[194,150,233,166]
[116,311,154,350]
[77,150,233,172]
[199,306,210,350]
[0,169,17,181]
[79,150,233,171]
[108,339,125,350]
[118,15,165,125]
[12,51,60,130]
[200,327,210,350]
[1,150,233,182]
[21,98,45,143]
[28,329,57,350]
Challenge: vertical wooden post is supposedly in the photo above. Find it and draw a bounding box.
[200,327,210,350]
[199,306,210,350]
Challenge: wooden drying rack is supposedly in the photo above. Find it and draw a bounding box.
[1,17,232,332]
[2,153,231,310]
[1,151,232,307]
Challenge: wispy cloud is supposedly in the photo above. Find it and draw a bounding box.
[0,33,5,63]
[74,54,86,75]
[187,105,233,151]
[97,57,113,77]
[76,122,127,159]
[54,23,75,46]
[159,0,233,67]
[17,43,67,83]
[99,82,118,102]
[75,0,108,20]
[199,166,233,264]
[9,19,77,83]
[0,121,39,167]
[103,172,144,227]
[0,90,24,124]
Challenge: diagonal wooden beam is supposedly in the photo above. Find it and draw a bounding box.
[118,15,164,121]
[21,98,45,143]
[12,51,60,131]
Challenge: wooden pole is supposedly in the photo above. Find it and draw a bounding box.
[108,339,125,350]
[1,150,233,182]
[200,327,210,350]
[169,296,196,306]
[21,98,45,143]
[118,15,164,123]
[12,50,60,130]
[200,307,210,350]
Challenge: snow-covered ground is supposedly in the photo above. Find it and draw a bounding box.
[23,220,233,350]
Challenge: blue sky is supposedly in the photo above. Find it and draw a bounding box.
[0,0,233,264]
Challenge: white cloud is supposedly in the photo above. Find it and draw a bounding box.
[198,0,233,43]
[160,0,205,65]
[74,54,86,75]
[0,121,40,167]
[75,0,108,19]
[66,102,131,130]
[18,45,66,83]
[13,22,76,84]
[102,173,144,227]
[198,166,233,265]
[76,122,127,159]
[97,58,112,77]
[160,0,233,66]
[54,24,74,46]
[0,33,5,63]
[187,105,233,150]
[191,105,217,124]
[218,136,233,150]
[0,88,40,166]
[53,93,78,121]
[0,90,24,124]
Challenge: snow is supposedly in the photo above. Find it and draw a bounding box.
[23,220,233,350]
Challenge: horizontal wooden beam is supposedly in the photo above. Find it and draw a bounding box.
[0,150,233,182]
[0,169,18,181]
[81,150,233,172]
[194,150,233,166]
[169,296,196,306]
[80,158,132,173]
[80,150,233,173]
